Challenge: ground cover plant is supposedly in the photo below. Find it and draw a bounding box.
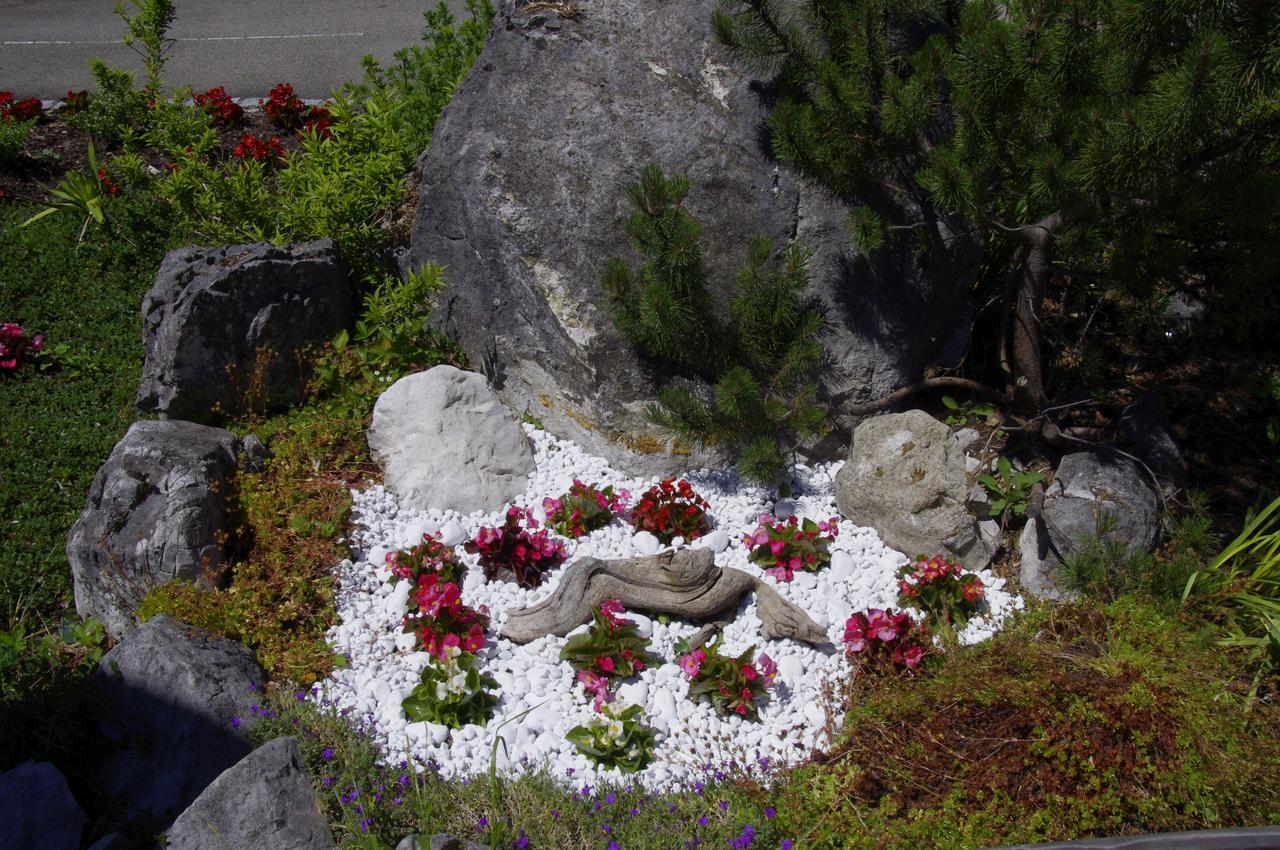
[776,599,1280,849]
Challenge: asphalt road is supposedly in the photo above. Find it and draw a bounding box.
[0,0,480,99]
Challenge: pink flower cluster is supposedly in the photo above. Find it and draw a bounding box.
[897,555,985,628]
[465,506,568,587]
[542,480,629,538]
[843,608,927,672]
[385,532,462,585]
[408,572,488,660]
[679,638,777,719]
[0,323,43,372]
[577,669,612,712]
[744,513,839,582]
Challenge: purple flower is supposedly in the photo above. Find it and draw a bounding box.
[602,823,613,833]
[393,796,403,806]
[630,806,640,816]
[477,816,489,830]
[608,842,620,850]
[693,782,704,795]
[551,809,560,819]
[698,815,709,826]
[294,690,307,701]
[719,800,729,812]
[606,793,617,805]
[581,784,592,797]
[765,806,776,820]
[321,748,334,760]
[513,832,528,849]
[230,716,241,728]
[781,841,793,850]
[322,777,334,787]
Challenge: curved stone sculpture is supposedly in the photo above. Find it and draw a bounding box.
[501,548,829,646]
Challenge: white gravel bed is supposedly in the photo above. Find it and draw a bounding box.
[318,424,1023,791]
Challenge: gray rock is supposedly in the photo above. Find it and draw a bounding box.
[67,419,249,640]
[407,0,976,476]
[91,615,265,827]
[0,760,86,850]
[834,410,997,569]
[1119,391,1185,495]
[136,239,352,421]
[395,837,487,850]
[368,366,534,514]
[1019,450,1161,600]
[166,737,334,850]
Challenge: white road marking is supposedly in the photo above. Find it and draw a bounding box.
[3,32,364,45]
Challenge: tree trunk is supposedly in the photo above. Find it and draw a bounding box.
[1009,212,1065,411]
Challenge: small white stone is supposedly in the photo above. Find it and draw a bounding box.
[696,529,731,553]
[439,519,467,547]
[828,551,856,580]
[632,531,660,555]
[617,681,649,706]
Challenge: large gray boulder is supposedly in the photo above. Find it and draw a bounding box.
[407,0,976,475]
[91,615,265,828]
[1019,450,1161,599]
[166,737,335,850]
[0,760,86,850]
[835,410,998,569]
[67,420,258,640]
[368,366,534,514]
[136,239,352,421]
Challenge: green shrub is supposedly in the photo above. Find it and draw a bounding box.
[142,90,217,159]
[69,59,149,145]
[343,0,495,155]
[605,164,825,485]
[0,117,34,163]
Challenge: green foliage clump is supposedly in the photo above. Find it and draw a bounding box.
[401,647,499,728]
[69,59,149,145]
[344,0,495,156]
[0,117,34,164]
[1060,494,1218,603]
[777,599,1280,849]
[713,0,1280,407]
[605,164,825,484]
[566,702,657,773]
[1184,495,1280,700]
[978,456,1045,523]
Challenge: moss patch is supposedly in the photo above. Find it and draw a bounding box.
[777,599,1280,849]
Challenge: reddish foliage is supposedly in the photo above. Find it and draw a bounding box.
[194,86,244,127]
[630,478,711,544]
[260,82,305,130]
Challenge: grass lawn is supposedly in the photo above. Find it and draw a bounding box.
[0,197,176,629]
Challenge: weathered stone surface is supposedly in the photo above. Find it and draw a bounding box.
[1019,450,1161,600]
[502,547,827,645]
[395,836,487,850]
[166,737,335,850]
[1119,391,1185,496]
[0,760,86,850]
[137,239,352,421]
[368,366,534,514]
[408,0,976,475]
[67,419,250,640]
[91,615,264,827]
[834,410,996,569]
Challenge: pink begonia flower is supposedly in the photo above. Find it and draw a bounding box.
[757,653,777,686]
[735,703,748,716]
[765,566,794,582]
[597,655,616,673]
[769,539,786,556]
[679,649,706,678]
[742,664,758,681]
[599,598,628,628]
[901,644,925,668]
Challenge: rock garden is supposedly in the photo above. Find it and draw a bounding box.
[3,1,1280,849]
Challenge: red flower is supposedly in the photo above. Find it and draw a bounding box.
[597,656,616,673]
